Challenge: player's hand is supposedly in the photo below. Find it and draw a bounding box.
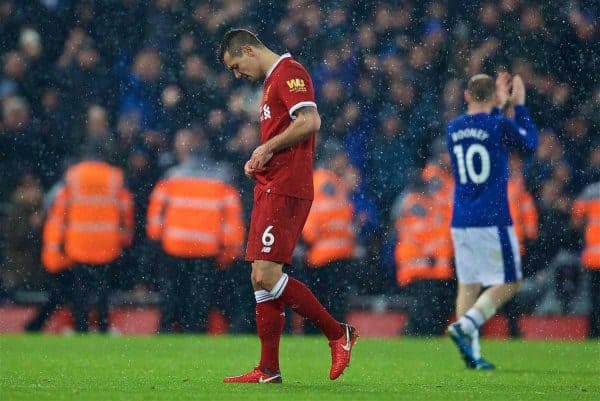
[510,74,526,106]
[249,144,273,171]
[494,72,511,109]
[244,160,258,180]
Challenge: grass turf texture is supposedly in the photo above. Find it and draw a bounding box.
[1,335,598,401]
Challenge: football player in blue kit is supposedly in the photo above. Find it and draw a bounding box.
[446,73,538,370]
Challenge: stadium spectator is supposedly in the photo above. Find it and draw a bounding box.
[1,51,30,99]
[146,128,245,333]
[392,158,454,336]
[79,105,118,163]
[504,154,539,337]
[1,174,44,294]
[52,154,134,332]
[527,178,580,278]
[119,47,162,131]
[0,96,41,202]
[368,106,415,212]
[37,87,72,186]
[508,154,539,257]
[26,182,76,332]
[302,146,358,331]
[571,147,600,338]
[56,31,112,116]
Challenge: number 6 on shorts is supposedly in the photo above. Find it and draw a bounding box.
[261,225,275,253]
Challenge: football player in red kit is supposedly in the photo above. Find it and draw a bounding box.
[219,29,358,383]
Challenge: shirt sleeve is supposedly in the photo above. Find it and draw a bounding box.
[501,106,538,154]
[275,64,317,119]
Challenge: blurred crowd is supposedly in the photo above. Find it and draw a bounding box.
[1,0,599,334]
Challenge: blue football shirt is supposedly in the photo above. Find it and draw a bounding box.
[446,105,538,227]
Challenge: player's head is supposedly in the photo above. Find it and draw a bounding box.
[465,74,495,105]
[219,29,266,82]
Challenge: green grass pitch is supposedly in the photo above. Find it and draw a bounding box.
[1,334,598,401]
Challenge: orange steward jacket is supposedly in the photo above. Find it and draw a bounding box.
[422,163,454,266]
[508,174,538,255]
[58,161,134,265]
[146,156,245,261]
[302,168,355,267]
[572,181,600,269]
[393,176,453,286]
[41,184,75,272]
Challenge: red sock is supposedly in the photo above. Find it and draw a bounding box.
[279,277,344,341]
[256,298,284,373]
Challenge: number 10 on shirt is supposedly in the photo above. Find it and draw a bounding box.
[453,144,491,184]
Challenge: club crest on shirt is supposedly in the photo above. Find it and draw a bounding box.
[286,78,307,93]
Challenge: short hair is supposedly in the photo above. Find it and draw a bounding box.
[467,74,495,102]
[218,29,264,64]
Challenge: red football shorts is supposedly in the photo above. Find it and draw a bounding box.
[245,186,312,265]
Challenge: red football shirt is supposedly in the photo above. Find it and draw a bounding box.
[255,53,316,200]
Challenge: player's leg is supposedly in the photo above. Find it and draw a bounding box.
[253,260,344,341]
[455,282,519,339]
[448,282,481,367]
[457,226,523,336]
[300,265,321,334]
[225,189,355,382]
[453,226,522,369]
[253,259,356,380]
[223,260,285,384]
[455,282,481,319]
[250,260,285,376]
[448,227,486,368]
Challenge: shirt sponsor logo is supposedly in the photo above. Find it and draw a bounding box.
[286,78,307,93]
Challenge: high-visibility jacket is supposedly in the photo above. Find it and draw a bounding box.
[572,181,600,269]
[394,186,453,287]
[302,168,355,267]
[60,161,134,265]
[508,174,538,255]
[146,157,245,261]
[41,184,75,273]
[422,163,454,265]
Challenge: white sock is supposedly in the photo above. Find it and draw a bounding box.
[254,290,274,303]
[269,273,289,299]
[459,293,497,335]
[458,308,485,335]
[471,329,481,359]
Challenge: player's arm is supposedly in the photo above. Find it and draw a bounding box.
[502,75,538,154]
[248,106,320,170]
[265,106,320,153]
